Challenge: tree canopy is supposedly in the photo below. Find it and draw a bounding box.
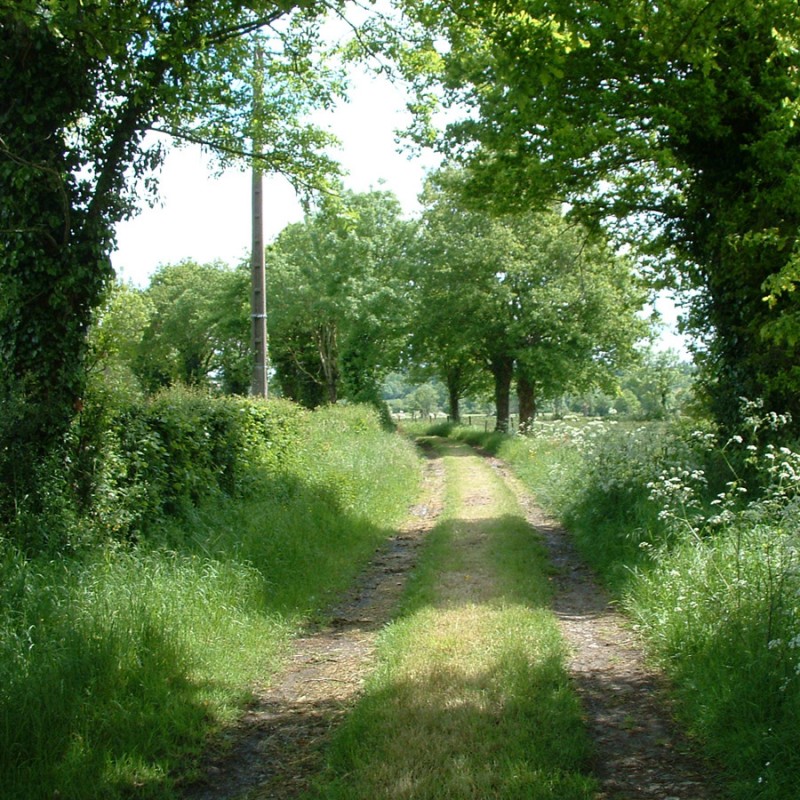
[7,0,799,519]
[413,168,649,430]
[268,188,418,407]
[397,0,800,431]
[134,261,251,395]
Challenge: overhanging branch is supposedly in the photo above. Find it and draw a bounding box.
[148,124,341,197]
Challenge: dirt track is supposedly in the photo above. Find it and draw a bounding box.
[182,448,445,800]
[182,439,721,800]
[489,457,721,800]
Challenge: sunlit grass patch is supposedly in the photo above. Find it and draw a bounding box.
[314,601,593,800]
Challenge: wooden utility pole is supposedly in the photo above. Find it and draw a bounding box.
[250,165,268,397]
[250,43,268,397]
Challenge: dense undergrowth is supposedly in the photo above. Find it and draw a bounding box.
[0,390,420,800]
[426,410,800,800]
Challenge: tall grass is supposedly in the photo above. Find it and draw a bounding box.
[488,414,800,800]
[0,403,420,800]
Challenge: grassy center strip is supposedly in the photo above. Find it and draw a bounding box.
[306,439,595,800]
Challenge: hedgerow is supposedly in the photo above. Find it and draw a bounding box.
[0,392,421,800]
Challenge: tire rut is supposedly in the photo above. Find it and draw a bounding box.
[488,456,723,800]
[180,450,445,800]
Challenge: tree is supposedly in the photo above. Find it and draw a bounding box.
[621,348,695,420]
[410,383,440,417]
[398,0,800,432]
[135,261,250,394]
[0,0,346,513]
[268,189,418,407]
[410,179,495,422]
[413,168,648,431]
[86,282,153,405]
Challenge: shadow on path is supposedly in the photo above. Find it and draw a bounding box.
[181,451,445,800]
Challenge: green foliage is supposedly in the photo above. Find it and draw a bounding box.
[268,188,418,406]
[400,0,800,433]
[0,402,421,800]
[134,261,251,393]
[0,0,348,515]
[613,348,695,420]
[5,385,308,554]
[408,383,441,416]
[85,264,252,399]
[111,388,306,526]
[413,167,649,430]
[86,281,152,406]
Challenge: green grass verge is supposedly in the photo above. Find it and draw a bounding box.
[307,437,595,800]
[0,404,421,800]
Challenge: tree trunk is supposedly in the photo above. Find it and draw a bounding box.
[518,373,537,432]
[446,368,461,424]
[0,19,155,521]
[491,355,514,432]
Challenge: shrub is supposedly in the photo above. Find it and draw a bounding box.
[51,388,307,545]
[629,432,800,799]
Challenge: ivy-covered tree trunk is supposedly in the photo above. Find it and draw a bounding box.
[490,355,514,432]
[1,0,349,529]
[674,19,800,431]
[0,18,115,516]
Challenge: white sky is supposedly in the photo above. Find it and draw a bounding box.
[112,70,440,287]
